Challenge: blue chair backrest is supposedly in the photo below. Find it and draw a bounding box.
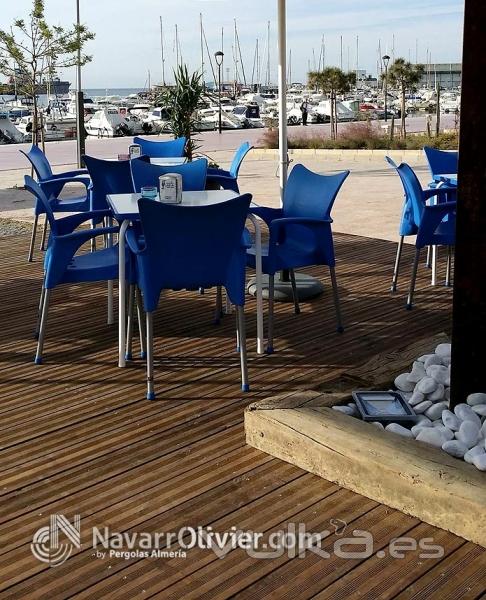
[24,175,59,235]
[132,136,186,158]
[20,145,53,181]
[283,164,349,220]
[229,142,253,178]
[390,160,425,230]
[130,157,208,192]
[137,194,252,309]
[83,155,135,210]
[423,146,458,177]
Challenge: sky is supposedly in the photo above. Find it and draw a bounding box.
[1,0,465,89]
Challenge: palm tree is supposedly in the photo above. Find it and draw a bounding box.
[384,58,425,138]
[158,65,205,160]
[308,67,355,139]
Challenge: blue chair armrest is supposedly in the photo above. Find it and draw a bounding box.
[125,228,146,255]
[423,186,455,201]
[58,169,89,178]
[248,206,283,226]
[55,210,113,235]
[207,168,231,178]
[40,176,91,198]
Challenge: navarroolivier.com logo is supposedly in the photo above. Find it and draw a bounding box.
[30,514,444,567]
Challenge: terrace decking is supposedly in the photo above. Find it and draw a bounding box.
[1,231,485,598]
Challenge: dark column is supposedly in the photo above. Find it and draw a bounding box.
[450,0,486,407]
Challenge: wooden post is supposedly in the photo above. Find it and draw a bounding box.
[450,0,486,407]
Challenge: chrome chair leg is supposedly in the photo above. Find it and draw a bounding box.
[39,215,48,251]
[35,288,51,364]
[426,245,432,268]
[445,246,452,287]
[329,266,344,333]
[146,311,155,400]
[237,305,249,392]
[125,284,135,360]
[28,214,39,262]
[107,280,114,325]
[136,287,146,358]
[267,274,275,354]
[289,268,300,314]
[406,248,421,310]
[34,281,46,339]
[391,236,404,292]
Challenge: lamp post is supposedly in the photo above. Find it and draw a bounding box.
[382,54,390,122]
[214,51,224,134]
[75,0,86,167]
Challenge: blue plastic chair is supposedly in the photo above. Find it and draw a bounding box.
[20,145,91,261]
[132,136,186,158]
[246,164,349,353]
[386,156,456,293]
[130,157,208,192]
[83,155,135,211]
[206,142,253,193]
[423,146,459,188]
[407,201,456,309]
[23,175,132,364]
[126,193,252,400]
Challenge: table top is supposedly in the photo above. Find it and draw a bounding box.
[107,190,238,220]
[433,173,458,185]
[107,156,188,166]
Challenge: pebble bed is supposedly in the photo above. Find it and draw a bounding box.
[332,343,486,472]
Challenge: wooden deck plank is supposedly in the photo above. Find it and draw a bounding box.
[0,231,475,599]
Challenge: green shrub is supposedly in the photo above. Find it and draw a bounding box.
[257,125,458,151]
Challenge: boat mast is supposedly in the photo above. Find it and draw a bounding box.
[288,48,292,84]
[200,13,205,87]
[233,21,238,94]
[340,35,343,71]
[159,16,166,86]
[266,21,270,87]
[251,39,258,89]
[356,35,359,90]
[235,20,247,87]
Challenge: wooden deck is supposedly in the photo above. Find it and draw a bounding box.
[0,230,485,599]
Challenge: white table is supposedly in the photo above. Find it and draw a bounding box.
[107,156,188,166]
[107,191,264,367]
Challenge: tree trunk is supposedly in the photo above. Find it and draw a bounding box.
[32,93,39,147]
[401,88,406,139]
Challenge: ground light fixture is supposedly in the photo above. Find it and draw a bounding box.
[214,51,224,134]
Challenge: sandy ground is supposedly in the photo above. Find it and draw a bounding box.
[0,133,435,242]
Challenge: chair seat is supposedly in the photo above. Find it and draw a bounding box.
[56,244,124,285]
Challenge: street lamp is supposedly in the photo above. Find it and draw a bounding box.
[214,51,224,134]
[382,54,390,122]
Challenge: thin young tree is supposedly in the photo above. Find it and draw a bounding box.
[0,0,94,145]
[308,67,355,139]
[383,58,424,138]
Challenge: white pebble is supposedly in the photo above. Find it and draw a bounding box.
[416,354,429,363]
[426,365,449,385]
[480,421,486,439]
[411,423,432,437]
[416,427,446,448]
[444,387,451,403]
[433,425,454,441]
[370,421,384,429]
[416,415,432,425]
[394,373,415,393]
[414,400,433,414]
[435,343,451,357]
[464,445,485,465]
[332,405,355,416]
[441,355,451,367]
[455,404,481,427]
[472,405,486,418]
[409,391,425,406]
[417,377,438,395]
[467,393,486,406]
[455,421,481,448]
[428,384,445,403]
[442,440,468,458]
[424,354,443,368]
[385,423,414,438]
[472,454,486,471]
[424,401,448,421]
[408,362,426,383]
[442,410,461,431]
